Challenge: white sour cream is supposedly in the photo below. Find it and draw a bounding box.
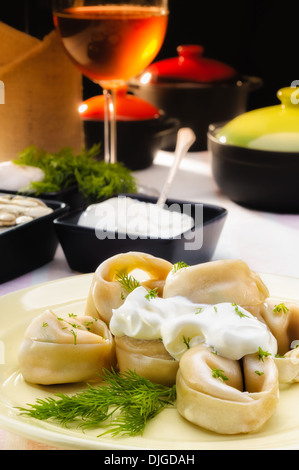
[78,196,194,238]
[110,286,201,340]
[0,161,45,191]
[110,286,278,361]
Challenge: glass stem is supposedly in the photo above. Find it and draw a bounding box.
[103,87,117,164]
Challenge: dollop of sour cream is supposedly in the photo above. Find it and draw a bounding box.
[0,161,45,191]
[110,286,278,361]
[78,196,194,238]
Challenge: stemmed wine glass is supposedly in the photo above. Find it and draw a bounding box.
[53,0,169,165]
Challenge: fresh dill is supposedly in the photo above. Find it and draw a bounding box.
[14,144,137,204]
[172,261,189,273]
[232,302,249,318]
[116,271,140,293]
[211,368,229,382]
[273,303,289,314]
[17,369,176,437]
[145,288,159,300]
[183,336,191,349]
[195,307,203,314]
[257,347,272,362]
[70,330,77,345]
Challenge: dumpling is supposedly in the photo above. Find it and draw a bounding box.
[114,335,178,387]
[85,251,173,323]
[255,299,299,384]
[257,300,299,355]
[163,259,269,308]
[18,310,116,385]
[176,344,279,434]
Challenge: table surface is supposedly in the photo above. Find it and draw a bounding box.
[1,150,299,450]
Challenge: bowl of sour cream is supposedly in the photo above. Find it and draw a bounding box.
[54,194,227,273]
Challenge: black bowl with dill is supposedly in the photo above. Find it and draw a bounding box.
[2,144,137,210]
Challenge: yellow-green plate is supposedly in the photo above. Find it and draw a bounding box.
[1,273,299,450]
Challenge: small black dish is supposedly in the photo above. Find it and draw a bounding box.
[208,123,299,213]
[0,186,85,211]
[54,194,227,273]
[0,197,68,284]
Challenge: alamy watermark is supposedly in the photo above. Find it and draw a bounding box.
[0,81,4,104]
[93,197,203,251]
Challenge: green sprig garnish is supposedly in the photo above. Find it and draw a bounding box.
[115,271,140,293]
[257,347,272,362]
[183,336,191,349]
[273,303,289,314]
[14,144,137,204]
[232,302,249,318]
[195,307,203,314]
[145,288,159,300]
[211,368,229,382]
[172,261,189,273]
[70,330,77,345]
[18,369,176,437]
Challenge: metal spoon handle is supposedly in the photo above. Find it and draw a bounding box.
[157,127,196,207]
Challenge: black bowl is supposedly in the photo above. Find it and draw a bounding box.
[128,75,263,152]
[0,196,68,283]
[0,186,85,211]
[208,123,299,213]
[54,194,227,273]
[83,115,180,171]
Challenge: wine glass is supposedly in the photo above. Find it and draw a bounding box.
[53,0,169,165]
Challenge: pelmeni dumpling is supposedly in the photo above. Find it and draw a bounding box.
[176,344,279,435]
[254,299,299,384]
[114,335,178,387]
[85,251,173,323]
[18,310,116,385]
[163,259,269,308]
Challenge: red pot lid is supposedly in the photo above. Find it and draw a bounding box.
[79,86,161,121]
[138,45,237,84]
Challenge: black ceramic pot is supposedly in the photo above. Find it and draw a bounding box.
[208,123,299,213]
[129,75,262,152]
[83,115,180,171]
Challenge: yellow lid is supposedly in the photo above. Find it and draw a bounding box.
[216,87,299,152]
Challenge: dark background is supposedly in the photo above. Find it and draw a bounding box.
[0,0,297,110]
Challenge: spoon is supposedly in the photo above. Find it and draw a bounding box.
[157,127,196,207]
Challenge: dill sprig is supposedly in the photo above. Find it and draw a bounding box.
[145,288,159,300]
[18,369,176,437]
[172,261,189,273]
[115,271,141,293]
[14,144,137,204]
[211,368,229,382]
[273,303,289,314]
